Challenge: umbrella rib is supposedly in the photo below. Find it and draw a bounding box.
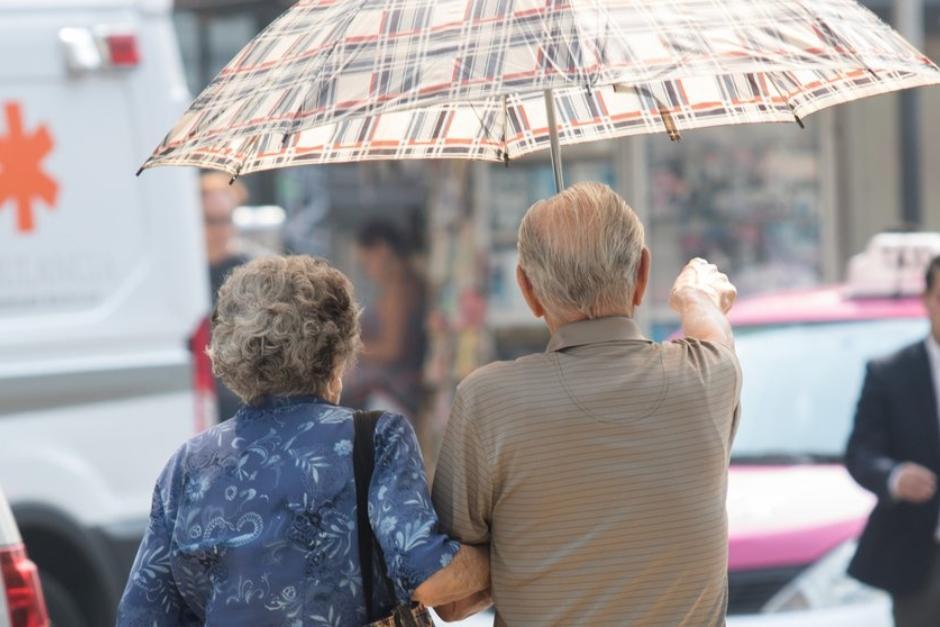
[466,99,504,163]
[765,73,806,129]
[231,0,370,174]
[277,0,371,148]
[616,84,681,141]
[793,0,879,80]
[500,94,510,166]
[530,0,587,87]
[230,135,261,182]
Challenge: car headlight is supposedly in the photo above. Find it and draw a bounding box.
[763,540,886,613]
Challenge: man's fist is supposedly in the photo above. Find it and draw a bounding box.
[892,462,937,503]
[670,258,737,314]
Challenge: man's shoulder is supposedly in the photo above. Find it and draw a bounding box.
[662,336,741,374]
[665,335,736,356]
[457,353,551,397]
[869,339,926,376]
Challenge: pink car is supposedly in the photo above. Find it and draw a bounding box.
[723,285,927,626]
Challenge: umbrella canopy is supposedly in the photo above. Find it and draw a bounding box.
[141,0,940,180]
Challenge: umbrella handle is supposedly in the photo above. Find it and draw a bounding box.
[544,89,565,193]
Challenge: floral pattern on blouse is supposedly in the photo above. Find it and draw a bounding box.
[117,396,460,627]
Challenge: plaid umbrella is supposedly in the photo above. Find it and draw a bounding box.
[141,0,940,190]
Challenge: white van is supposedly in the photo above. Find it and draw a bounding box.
[0,0,211,624]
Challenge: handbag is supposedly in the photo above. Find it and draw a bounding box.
[353,410,435,627]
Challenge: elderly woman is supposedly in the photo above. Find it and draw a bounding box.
[117,256,489,626]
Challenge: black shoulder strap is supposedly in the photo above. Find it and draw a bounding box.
[353,409,388,622]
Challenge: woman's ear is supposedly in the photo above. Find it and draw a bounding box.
[633,247,652,308]
[516,265,546,319]
[326,369,344,404]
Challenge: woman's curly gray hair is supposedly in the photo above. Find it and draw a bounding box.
[209,255,361,404]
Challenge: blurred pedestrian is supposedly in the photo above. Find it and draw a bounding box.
[201,172,250,421]
[846,255,940,626]
[344,220,429,419]
[432,182,741,624]
[116,256,489,626]
[202,172,250,300]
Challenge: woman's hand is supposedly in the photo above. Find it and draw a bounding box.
[412,544,489,608]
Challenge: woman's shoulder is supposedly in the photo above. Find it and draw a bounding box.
[368,411,424,470]
[332,405,411,430]
[317,406,418,458]
[168,401,353,461]
[152,421,236,496]
[154,402,365,505]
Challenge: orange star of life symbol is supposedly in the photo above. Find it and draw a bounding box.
[0,102,59,233]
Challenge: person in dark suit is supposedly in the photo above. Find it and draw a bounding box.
[846,254,940,626]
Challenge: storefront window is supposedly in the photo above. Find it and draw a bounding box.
[646,121,823,326]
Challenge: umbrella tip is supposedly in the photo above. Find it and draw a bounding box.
[659,109,681,142]
[793,113,805,129]
[135,166,144,177]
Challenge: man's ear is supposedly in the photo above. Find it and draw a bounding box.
[633,247,651,308]
[516,265,546,319]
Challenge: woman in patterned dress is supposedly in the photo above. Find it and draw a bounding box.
[117,256,489,626]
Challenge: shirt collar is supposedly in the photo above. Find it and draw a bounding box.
[249,394,328,411]
[546,316,648,352]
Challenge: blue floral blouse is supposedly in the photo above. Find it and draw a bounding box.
[117,396,460,627]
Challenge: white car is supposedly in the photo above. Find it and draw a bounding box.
[0,483,49,627]
[0,0,211,624]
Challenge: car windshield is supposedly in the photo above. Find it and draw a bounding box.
[731,318,928,464]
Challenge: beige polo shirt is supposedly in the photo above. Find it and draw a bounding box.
[432,317,741,626]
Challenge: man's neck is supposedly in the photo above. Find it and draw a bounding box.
[545,308,635,334]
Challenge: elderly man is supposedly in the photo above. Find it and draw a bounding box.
[432,182,741,626]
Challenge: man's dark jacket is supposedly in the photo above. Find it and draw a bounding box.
[846,340,940,594]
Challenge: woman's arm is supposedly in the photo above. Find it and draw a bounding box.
[117,483,189,626]
[434,589,493,622]
[369,413,490,608]
[412,544,489,607]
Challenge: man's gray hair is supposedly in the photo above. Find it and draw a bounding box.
[517,182,645,319]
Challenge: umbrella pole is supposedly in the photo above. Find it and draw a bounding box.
[544,89,565,193]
